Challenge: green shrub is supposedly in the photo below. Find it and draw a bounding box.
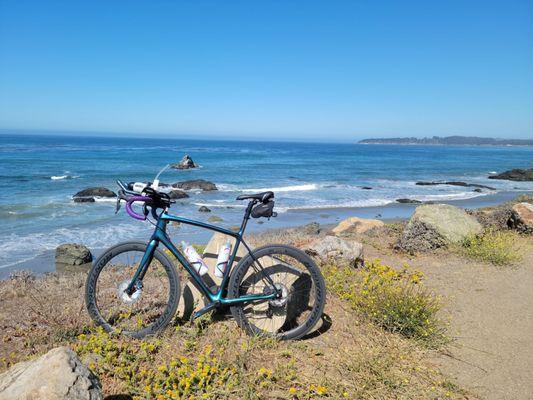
[323,260,446,347]
[75,328,238,399]
[460,229,520,265]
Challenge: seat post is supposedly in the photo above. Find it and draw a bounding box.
[238,201,255,235]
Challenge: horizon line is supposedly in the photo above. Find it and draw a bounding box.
[1,127,531,144]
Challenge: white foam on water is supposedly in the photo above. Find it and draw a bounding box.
[242,183,318,193]
[216,183,240,192]
[93,197,117,203]
[276,198,395,212]
[0,222,151,269]
[50,174,79,180]
[193,202,246,208]
[414,191,486,201]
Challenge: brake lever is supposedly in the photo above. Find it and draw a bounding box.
[115,189,129,214]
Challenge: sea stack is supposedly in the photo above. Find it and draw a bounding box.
[172,154,199,169]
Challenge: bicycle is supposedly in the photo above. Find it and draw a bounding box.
[85,168,326,340]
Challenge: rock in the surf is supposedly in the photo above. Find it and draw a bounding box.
[198,205,211,212]
[305,235,364,267]
[172,154,198,169]
[55,244,93,273]
[0,346,103,400]
[168,189,189,199]
[74,197,96,203]
[73,187,116,198]
[173,179,218,191]
[397,204,482,253]
[488,169,533,181]
[396,198,422,204]
[415,181,495,190]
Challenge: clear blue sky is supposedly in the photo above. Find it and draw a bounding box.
[0,1,532,141]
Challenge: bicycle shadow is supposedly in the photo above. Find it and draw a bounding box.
[173,267,332,341]
[299,313,333,340]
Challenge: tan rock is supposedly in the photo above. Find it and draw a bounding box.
[305,235,364,266]
[332,217,384,237]
[0,347,102,400]
[510,202,533,233]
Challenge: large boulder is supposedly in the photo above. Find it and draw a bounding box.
[0,346,103,400]
[305,235,363,267]
[509,202,533,233]
[173,179,218,191]
[172,154,198,169]
[397,204,482,253]
[488,168,533,181]
[168,189,189,200]
[332,217,384,237]
[73,187,116,198]
[55,244,93,273]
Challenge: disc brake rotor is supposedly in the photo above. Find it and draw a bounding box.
[267,283,289,308]
[117,280,142,304]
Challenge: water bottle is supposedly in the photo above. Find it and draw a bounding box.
[181,241,209,276]
[215,240,232,278]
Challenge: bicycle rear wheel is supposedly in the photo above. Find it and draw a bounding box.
[85,241,180,338]
[228,245,326,340]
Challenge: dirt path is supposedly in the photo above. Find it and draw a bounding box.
[365,240,533,400]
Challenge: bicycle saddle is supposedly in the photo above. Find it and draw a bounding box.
[236,191,274,202]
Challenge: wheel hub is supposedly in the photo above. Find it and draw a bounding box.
[266,283,289,308]
[117,280,142,304]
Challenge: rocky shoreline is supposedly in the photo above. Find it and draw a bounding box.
[1,193,532,399]
[49,193,533,277]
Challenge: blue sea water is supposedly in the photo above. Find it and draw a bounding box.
[1,133,532,275]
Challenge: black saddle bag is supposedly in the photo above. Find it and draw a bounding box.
[251,200,275,218]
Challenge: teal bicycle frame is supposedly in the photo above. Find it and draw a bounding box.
[126,201,278,319]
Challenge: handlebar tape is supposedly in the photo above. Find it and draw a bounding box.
[125,195,152,220]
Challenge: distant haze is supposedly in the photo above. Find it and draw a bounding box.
[358,136,533,146]
[0,2,532,141]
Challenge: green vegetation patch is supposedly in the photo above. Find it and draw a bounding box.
[459,229,521,266]
[323,259,447,348]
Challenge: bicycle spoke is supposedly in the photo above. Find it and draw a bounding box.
[235,251,319,337]
[93,250,173,334]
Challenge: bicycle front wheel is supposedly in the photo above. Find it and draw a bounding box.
[85,241,180,338]
[228,245,326,340]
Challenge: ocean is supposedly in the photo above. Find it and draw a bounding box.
[1,133,532,277]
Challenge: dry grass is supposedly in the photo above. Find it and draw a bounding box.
[0,226,479,399]
[0,264,469,399]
